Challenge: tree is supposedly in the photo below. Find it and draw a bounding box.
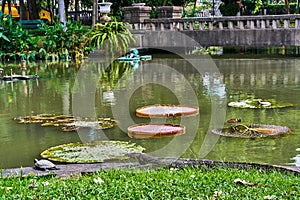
[58,0,66,25]
[1,0,11,15]
[19,0,27,20]
[92,0,98,27]
[284,0,290,14]
[27,0,39,19]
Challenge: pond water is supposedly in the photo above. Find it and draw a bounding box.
[1,55,300,169]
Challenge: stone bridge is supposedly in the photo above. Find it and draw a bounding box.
[128,14,300,47]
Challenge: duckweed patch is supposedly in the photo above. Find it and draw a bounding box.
[40,141,145,163]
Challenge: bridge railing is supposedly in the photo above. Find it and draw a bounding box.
[131,14,300,31]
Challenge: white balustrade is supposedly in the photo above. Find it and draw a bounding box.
[131,14,300,31]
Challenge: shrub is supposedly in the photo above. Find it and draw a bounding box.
[220,2,240,16]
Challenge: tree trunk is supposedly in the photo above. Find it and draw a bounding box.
[163,0,167,6]
[27,0,39,19]
[1,0,12,15]
[64,0,69,19]
[19,0,27,20]
[285,0,290,14]
[58,0,66,25]
[92,0,98,27]
[75,0,79,21]
[47,0,53,23]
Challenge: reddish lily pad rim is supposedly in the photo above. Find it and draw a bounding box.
[128,123,185,139]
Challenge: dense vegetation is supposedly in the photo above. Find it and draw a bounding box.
[0,12,134,62]
[0,166,299,199]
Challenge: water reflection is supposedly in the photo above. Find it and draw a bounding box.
[1,57,300,168]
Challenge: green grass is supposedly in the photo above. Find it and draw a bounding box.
[0,166,299,199]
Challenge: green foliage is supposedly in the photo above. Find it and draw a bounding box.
[220,2,240,16]
[0,166,299,199]
[0,13,93,62]
[89,20,135,58]
[266,3,297,14]
[41,19,92,61]
[252,0,263,14]
[0,11,31,55]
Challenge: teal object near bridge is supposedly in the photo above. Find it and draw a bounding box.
[118,48,152,62]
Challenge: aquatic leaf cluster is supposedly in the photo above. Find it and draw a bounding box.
[212,124,291,138]
[40,141,145,163]
[228,99,293,109]
[14,114,117,132]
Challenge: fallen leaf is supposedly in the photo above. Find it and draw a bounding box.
[93,177,104,184]
[5,187,13,191]
[263,195,276,199]
[234,178,258,186]
[42,181,49,186]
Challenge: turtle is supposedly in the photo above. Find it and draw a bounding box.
[34,158,59,171]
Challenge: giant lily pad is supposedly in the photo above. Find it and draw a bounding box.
[14,114,117,131]
[128,123,185,139]
[228,99,293,109]
[40,141,145,163]
[14,114,76,124]
[61,118,117,132]
[136,104,199,118]
[212,124,291,138]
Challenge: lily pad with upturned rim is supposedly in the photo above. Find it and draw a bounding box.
[212,124,291,138]
[40,141,145,163]
[136,104,199,118]
[128,123,185,139]
[228,99,293,109]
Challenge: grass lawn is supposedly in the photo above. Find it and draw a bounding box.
[0,165,299,199]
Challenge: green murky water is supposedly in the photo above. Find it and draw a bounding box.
[0,56,300,168]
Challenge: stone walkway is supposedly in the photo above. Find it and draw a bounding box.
[2,153,299,178]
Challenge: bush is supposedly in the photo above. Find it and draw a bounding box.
[220,2,240,16]
[266,3,297,15]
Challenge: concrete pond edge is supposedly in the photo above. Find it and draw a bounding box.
[1,153,299,178]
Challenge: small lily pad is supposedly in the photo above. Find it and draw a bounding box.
[40,141,145,163]
[228,99,293,109]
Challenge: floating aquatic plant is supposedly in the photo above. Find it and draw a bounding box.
[128,123,185,139]
[212,124,291,138]
[136,104,199,118]
[61,118,117,132]
[14,114,117,131]
[228,99,293,109]
[41,141,145,163]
